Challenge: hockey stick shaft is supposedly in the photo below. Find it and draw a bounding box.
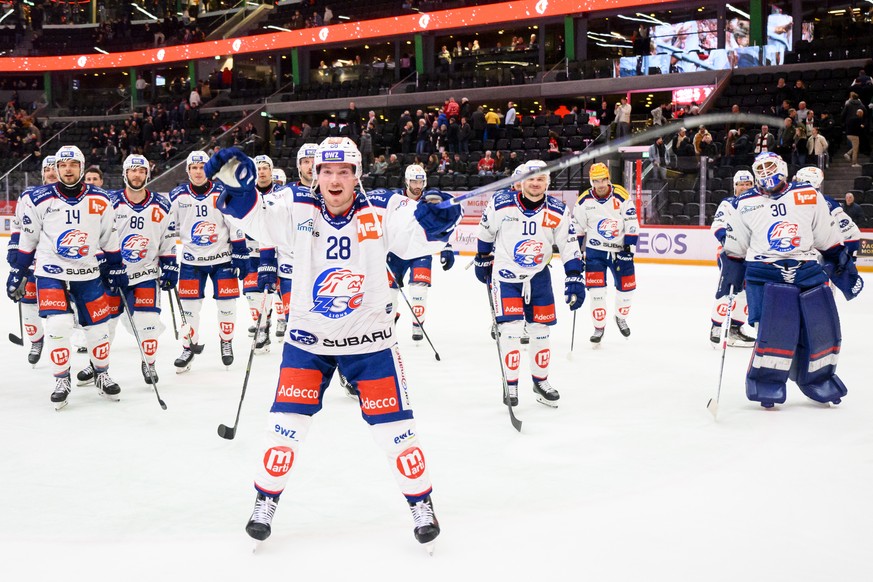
[393,277,441,361]
[708,287,736,419]
[167,289,179,341]
[171,288,193,344]
[218,290,271,440]
[9,301,24,345]
[570,311,577,353]
[118,291,167,410]
[486,281,522,432]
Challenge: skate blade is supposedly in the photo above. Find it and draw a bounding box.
[727,341,755,348]
[175,365,191,374]
[590,342,602,350]
[76,378,95,387]
[423,541,436,556]
[54,400,69,411]
[535,395,559,408]
[99,392,121,402]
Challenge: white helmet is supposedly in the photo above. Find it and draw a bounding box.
[55,145,86,185]
[515,159,550,188]
[732,169,754,188]
[296,143,318,167]
[123,154,151,190]
[794,166,824,190]
[42,155,57,171]
[186,150,209,168]
[254,154,274,170]
[751,152,788,193]
[272,168,287,185]
[314,137,362,179]
[404,164,427,185]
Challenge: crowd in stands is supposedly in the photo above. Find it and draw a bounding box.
[0,98,45,163]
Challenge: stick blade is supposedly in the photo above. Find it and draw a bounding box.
[8,333,23,346]
[217,424,236,440]
[509,408,522,432]
[706,398,719,419]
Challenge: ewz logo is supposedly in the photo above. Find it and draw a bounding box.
[321,151,345,162]
[637,232,688,255]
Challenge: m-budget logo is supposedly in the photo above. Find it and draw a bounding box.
[142,339,158,356]
[89,198,107,215]
[504,350,520,371]
[359,376,400,415]
[535,349,550,368]
[593,308,606,322]
[92,341,110,360]
[220,322,234,336]
[794,190,817,205]
[263,446,294,478]
[412,305,425,318]
[276,368,322,405]
[618,305,631,316]
[51,348,69,367]
[25,324,37,337]
[396,446,426,479]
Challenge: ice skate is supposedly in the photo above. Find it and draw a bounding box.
[246,492,279,542]
[412,324,423,342]
[275,317,287,338]
[221,339,234,367]
[76,363,95,386]
[190,342,205,355]
[408,496,440,555]
[590,327,604,347]
[174,345,196,373]
[339,372,359,399]
[141,361,159,384]
[76,346,87,354]
[710,323,722,347]
[727,324,755,348]
[28,339,43,366]
[503,382,518,407]
[247,324,257,338]
[533,379,559,407]
[254,323,271,354]
[95,370,121,401]
[615,316,631,338]
[51,374,71,411]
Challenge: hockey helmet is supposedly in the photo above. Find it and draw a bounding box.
[123,154,151,190]
[404,164,427,186]
[42,155,57,171]
[732,169,754,188]
[55,145,86,185]
[254,154,274,170]
[794,166,824,190]
[296,143,318,166]
[186,150,209,168]
[517,160,550,188]
[751,152,788,193]
[314,137,362,179]
[272,168,287,185]
[589,162,610,183]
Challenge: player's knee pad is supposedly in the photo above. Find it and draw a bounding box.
[217,301,236,340]
[746,283,800,406]
[789,284,847,404]
[21,302,44,342]
[615,290,633,319]
[527,322,551,381]
[369,419,432,500]
[45,312,75,373]
[589,287,607,328]
[83,323,112,371]
[253,412,313,497]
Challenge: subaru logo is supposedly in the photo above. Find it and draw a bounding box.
[287,329,318,345]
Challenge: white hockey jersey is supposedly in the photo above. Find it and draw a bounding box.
[11,186,37,237]
[260,182,304,279]
[477,189,581,283]
[824,195,861,244]
[169,181,244,266]
[574,184,640,251]
[710,196,737,242]
[16,183,119,281]
[723,183,843,262]
[108,189,176,284]
[226,187,461,355]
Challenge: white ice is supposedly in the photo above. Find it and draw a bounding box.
[1,262,872,581]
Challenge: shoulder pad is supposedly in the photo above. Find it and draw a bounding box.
[612,185,631,201]
[210,181,225,194]
[84,185,111,199]
[289,183,312,195]
[493,190,516,209]
[168,185,187,200]
[823,195,840,212]
[19,185,37,199]
[293,186,319,205]
[358,189,392,209]
[152,192,172,213]
[545,195,567,214]
[28,184,57,206]
[106,189,123,207]
[577,189,593,203]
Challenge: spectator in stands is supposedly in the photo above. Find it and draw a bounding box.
[841,92,864,128]
[453,41,464,58]
[472,40,480,54]
[484,108,501,142]
[449,153,465,174]
[776,117,794,162]
[693,125,710,155]
[648,136,671,179]
[386,154,401,175]
[795,101,808,123]
[723,129,738,167]
[371,155,388,175]
[753,124,775,154]
[444,98,459,120]
[506,151,522,174]
[400,121,415,154]
[493,150,506,174]
[459,97,472,121]
[803,109,816,136]
[791,125,808,166]
[425,153,439,174]
[843,192,866,227]
[445,117,459,153]
[83,166,103,187]
[598,100,615,142]
[432,122,447,153]
[673,127,697,171]
[471,106,486,142]
[345,102,361,138]
[615,97,632,139]
[478,150,495,175]
[547,131,560,160]
[360,129,373,174]
[845,108,865,167]
[699,133,718,166]
[458,116,472,154]
[791,79,807,106]
[504,101,517,137]
[105,139,120,165]
[323,5,333,25]
[189,87,202,109]
[437,151,452,174]
[650,103,666,126]
[807,126,829,167]
[415,118,430,155]
[438,46,452,71]
[773,77,790,109]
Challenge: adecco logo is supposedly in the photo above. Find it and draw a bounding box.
[638,232,688,255]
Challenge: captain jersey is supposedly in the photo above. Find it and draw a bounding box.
[169,180,244,266]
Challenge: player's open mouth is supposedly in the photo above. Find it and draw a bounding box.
[327,189,343,196]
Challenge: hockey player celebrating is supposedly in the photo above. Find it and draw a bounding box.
[205,138,461,551]
[76,154,177,386]
[708,170,756,347]
[7,155,58,365]
[6,145,127,409]
[474,160,584,407]
[169,150,250,372]
[386,164,456,341]
[242,154,277,354]
[719,152,864,408]
[573,162,639,346]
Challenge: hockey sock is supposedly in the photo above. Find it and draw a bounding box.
[589,286,607,328]
[246,291,264,325]
[526,322,551,382]
[107,315,120,343]
[217,300,236,341]
[45,312,75,377]
[710,296,729,325]
[134,310,163,366]
[410,284,428,327]
[497,319,524,385]
[615,290,633,320]
[253,412,313,497]
[732,290,749,326]
[21,301,44,343]
[274,296,285,319]
[369,419,433,502]
[83,321,112,372]
[182,299,203,346]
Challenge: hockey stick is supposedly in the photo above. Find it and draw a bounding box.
[171,287,202,353]
[167,289,179,341]
[9,302,24,346]
[218,290,271,440]
[707,286,736,420]
[434,112,783,209]
[485,280,522,432]
[567,311,577,360]
[118,291,167,411]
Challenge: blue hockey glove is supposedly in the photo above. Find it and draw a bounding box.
[474,253,494,285]
[6,265,26,301]
[440,246,455,271]
[717,252,745,298]
[414,191,462,241]
[845,240,860,263]
[823,246,864,300]
[209,149,257,220]
[158,257,179,291]
[103,251,129,291]
[231,240,250,280]
[564,273,585,310]
[257,249,278,292]
[617,243,635,261]
[6,232,19,266]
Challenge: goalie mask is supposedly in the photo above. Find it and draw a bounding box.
[752,152,788,193]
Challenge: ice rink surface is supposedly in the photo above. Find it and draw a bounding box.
[0,261,871,581]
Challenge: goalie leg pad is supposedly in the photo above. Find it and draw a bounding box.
[790,284,846,404]
[253,411,313,497]
[370,419,433,502]
[746,283,800,407]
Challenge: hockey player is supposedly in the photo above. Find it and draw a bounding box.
[242,154,276,355]
[709,170,756,348]
[7,155,57,365]
[76,154,177,386]
[169,150,250,372]
[573,162,639,346]
[6,145,127,409]
[206,137,461,550]
[474,160,584,407]
[719,152,864,408]
[386,164,456,341]
[794,166,861,262]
